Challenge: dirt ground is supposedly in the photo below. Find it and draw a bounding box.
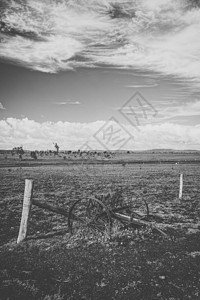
[0,155,200,299]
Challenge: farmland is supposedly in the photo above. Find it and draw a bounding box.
[0,152,200,299]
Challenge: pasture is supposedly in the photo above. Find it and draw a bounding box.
[0,155,200,299]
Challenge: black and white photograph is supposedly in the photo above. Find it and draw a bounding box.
[0,0,200,299]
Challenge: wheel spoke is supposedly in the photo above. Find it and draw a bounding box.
[68,197,112,235]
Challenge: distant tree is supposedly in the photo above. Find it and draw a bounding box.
[12,146,25,160]
[30,151,37,160]
[53,143,59,155]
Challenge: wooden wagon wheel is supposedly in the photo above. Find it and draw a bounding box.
[68,197,112,235]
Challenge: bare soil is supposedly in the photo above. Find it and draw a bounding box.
[0,154,200,299]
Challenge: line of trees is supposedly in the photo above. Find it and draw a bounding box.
[12,142,60,160]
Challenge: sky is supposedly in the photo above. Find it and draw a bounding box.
[0,0,200,150]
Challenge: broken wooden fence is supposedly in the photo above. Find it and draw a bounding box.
[17,174,184,243]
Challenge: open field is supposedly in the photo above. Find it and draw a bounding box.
[0,154,200,299]
[0,150,200,168]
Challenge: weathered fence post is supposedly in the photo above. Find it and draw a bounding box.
[17,179,34,244]
[179,173,183,200]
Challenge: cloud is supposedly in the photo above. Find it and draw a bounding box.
[0,102,6,110]
[53,100,81,105]
[1,0,200,84]
[158,99,200,121]
[172,100,200,117]
[124,84,158,88]
[0,117,199,150]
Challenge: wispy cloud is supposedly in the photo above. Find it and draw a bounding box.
[125,84,158,88]
[53,100,81,105]
[0,102,6,110]
[159,99,200,119]
[113,98,200,126]
[1,0,200,84]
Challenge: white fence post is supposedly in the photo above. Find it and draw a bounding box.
[17,179,34,244]
[179,173,183,200]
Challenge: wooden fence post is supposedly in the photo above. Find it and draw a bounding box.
[179,173,183,200]
[17,179,34,244]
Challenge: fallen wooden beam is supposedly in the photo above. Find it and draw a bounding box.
[33,199,69,217]
[113,212,168,237]
[113,212,150,226]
